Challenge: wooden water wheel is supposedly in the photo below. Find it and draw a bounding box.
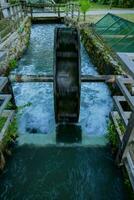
[54,27,81,123]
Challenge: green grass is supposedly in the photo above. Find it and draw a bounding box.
[0,19,12,31]
[0,19,14,39]
[0,117,7,131]
[90,2,112,10]
[2,118,18,148]
[106,121,118,148]
[73,1,128,10]
[118,14,134,22]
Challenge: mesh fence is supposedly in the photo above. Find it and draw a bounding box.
[94,13,134,53]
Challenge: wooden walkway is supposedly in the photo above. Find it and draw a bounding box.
[111,76,134,190]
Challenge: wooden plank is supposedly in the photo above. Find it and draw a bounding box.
[0,77,8,91]
[110,111,123,142]
[117,53,134,79]
[0,94,11,115]
[124,152,134,191]
[116,112,134,164]
[116,77,134,111]
[9,74,54,82]
[9,74,116,83]
[113,96,130,127]
[0,110,15,141]
[81,75,115,83]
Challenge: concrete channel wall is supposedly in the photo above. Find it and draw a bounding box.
[0,16,31,75]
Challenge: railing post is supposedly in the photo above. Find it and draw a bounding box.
[77,5,80,22]
[58,5,60,18]
[3,78,17,109]
[115,112,134,165]
[65,3,68,17]
[71,3,74,19]
[30,6,33,19]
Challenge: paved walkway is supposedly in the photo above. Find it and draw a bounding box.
[87,9,134,15]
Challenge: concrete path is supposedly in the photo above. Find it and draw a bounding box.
[87,9,134,15]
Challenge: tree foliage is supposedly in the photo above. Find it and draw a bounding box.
[98,0,134,8]
[79,0,90,21]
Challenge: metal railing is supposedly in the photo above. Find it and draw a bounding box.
[25,2,80,20]
[65,2,80,21]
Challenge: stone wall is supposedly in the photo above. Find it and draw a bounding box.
[80,26,125,75]
[0,16,31,75]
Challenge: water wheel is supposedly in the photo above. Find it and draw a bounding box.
[54,27,81,123]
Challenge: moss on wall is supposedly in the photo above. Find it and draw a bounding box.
[0,17,31,75]
[80,26,125,75]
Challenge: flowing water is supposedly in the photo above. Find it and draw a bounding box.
[0,24,129,199]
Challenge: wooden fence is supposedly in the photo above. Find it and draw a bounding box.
[0,3,26,43]
[0,2,80,42]
[0,77,16,142]
[111,76,134,190]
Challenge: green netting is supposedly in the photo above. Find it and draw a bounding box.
[94,13,134,53]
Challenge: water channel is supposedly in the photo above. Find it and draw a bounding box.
[0,24,129,199]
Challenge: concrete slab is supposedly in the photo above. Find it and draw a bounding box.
[117,52,134,79]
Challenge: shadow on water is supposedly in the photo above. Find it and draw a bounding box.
[56,124,82,143]
[0,145,129,200]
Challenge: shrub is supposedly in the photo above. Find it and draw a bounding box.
[106,121,118,151]
[9,59,17,70]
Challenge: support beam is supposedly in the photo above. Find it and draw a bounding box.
[9,74,116,83]
[116,77,134,111]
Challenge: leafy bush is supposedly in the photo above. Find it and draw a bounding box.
[9,59,17,70]
[2,118,18,148]
[106,121,118,149]
[79,0,90,21]
[9,0,20,4]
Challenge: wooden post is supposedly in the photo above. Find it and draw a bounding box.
[77,6,80,22]
[20,4,23,19]
[66,3,68,17]
[30,6,33,19]
[58,5,60,18]
[116,112,134,164]
[7,78,17,109]
[2,78,16,109]
[71,3,74,18]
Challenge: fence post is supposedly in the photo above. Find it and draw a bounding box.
[3,78,17,109]
[65,3,68,17]
[115,112,134,165]
[30,6,33,19]
[77,5,80,22]
[58,5,60,18]
[71,3,75,19]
